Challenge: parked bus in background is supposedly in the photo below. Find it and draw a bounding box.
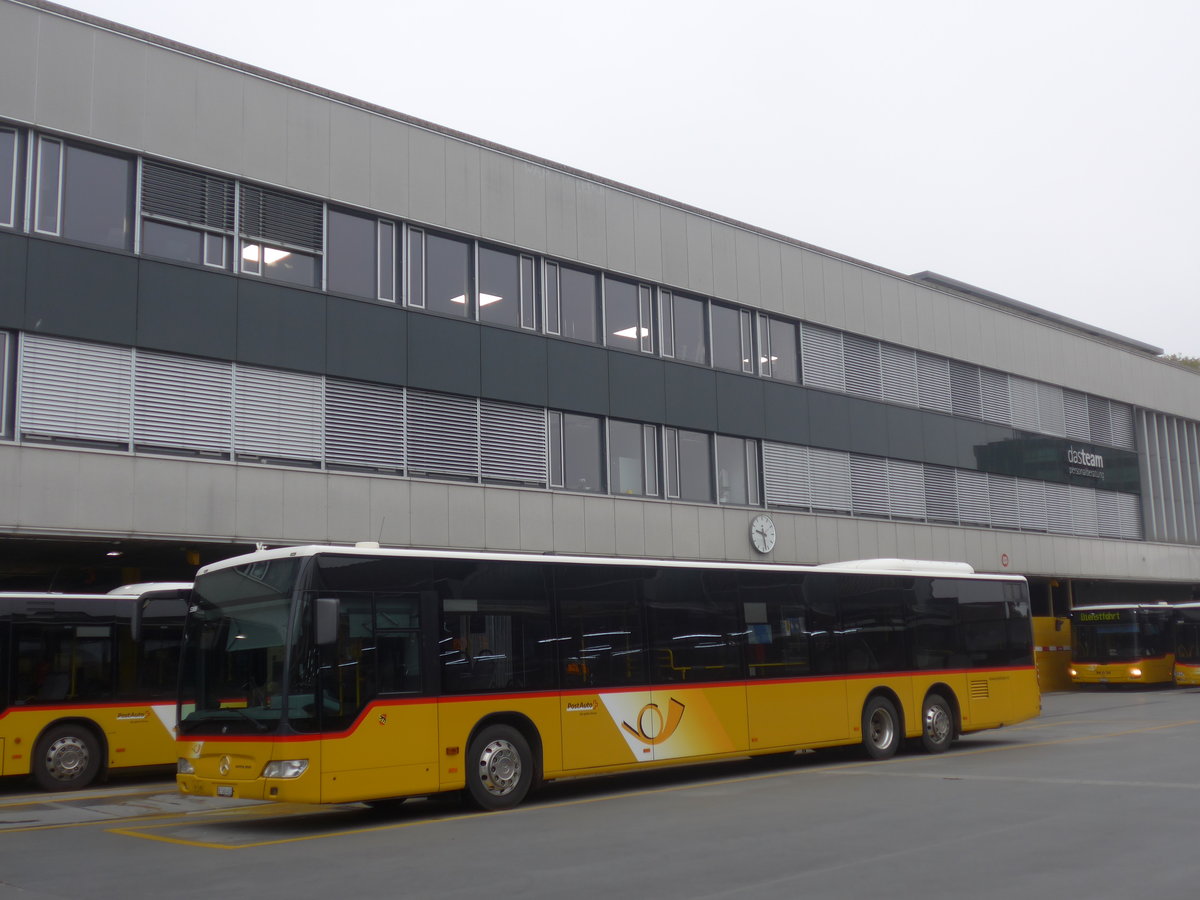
[1069,604,1175,686]
[0,584,190,791]
[1173,603,1200,686]
[176,546,1039,810]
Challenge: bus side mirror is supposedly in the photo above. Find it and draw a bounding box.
[315,597,340,646]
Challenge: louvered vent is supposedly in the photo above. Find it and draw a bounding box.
[233,366,323,464]
[881,344,919,407]
[915,353,952,413]
[325,378,405,472]
[809,447,852,513]
[406,390,479,480]
[1117,492,1142,540]
[843,334,882,400]
[1016,479,1048,532]
[1045,482,1073,533]
[1096,491,1123,539]
[988,474,1020,530]
[800,324,845,392]
[1109,402,1135,450]
[20,335,132,446]
[763,442,811,509]
[133,351,232,455]
[142,160,234,229]
[1087,397,1112,446]
[1069,485,1099,536]
[1009,377,1040,432]
[980,369,1011,426]
[887,458,925,520]
[1063,390,1089,440]
[924,465,958,522]
[481,400,546,485]
[949,361,982,420]
[969,679,990,700]
[239,184,323,251]
[955,469,990,526]
[1037,382,1066,437]
[850,455,889,517]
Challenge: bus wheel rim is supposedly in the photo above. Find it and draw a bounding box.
[45,736,89,781]
[869,709,894,748]
[925,705,951,743]
[477,739,521,796]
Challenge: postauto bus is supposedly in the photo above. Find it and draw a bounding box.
[1069,604,1175,686]
[1173,603,1200,686]
[175,546,1040,810]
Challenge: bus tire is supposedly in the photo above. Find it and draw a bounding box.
[465,724,534,811]
[920,693,954,754]
[861,696,900,760]
[33,724,102,792]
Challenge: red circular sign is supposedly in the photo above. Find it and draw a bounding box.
[1000,553,1010,568]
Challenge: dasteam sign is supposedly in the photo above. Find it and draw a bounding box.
[1066,446,1105,480]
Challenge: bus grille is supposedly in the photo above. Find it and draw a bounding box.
[969,679,990,699]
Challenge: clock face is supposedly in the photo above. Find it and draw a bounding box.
[750,514,776,554]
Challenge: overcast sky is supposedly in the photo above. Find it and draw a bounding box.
[59,0,1200,357]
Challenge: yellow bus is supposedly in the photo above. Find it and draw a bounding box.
[1069,604,1175,686]
[176,547,1040,810]
[0,584,190,791]
[1173,603,1200,686]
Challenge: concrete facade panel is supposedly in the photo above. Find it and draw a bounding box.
[684,214,714,296]
[859,269,884,341]
[575,180,607,269]
[142,48,198,162]
[369,116,411,219]
[447,484,486,549]
[544,169,578,261]
[551,493,586,553]
[643,502,674,558]
[34,14,93,136]
[696,506,726,559]
[90,29,146,148]
[659,206,688,289]
[710,222,738,302]
[483,487,521,551]
[234,466,285,539]
[734,230,761,309]
[840,265,865,335]
[670,505,701,558]
[370,478,412,547]
[407,129,447,227]
[328,104,372,209]
[820,255,845,329]
[183,463,238,538]
[614,500,647,558]
[190,62,245,176]
[513,161,547,254]
[583,496,617,556]
[758,239,784,314]
[779,244,806,321]
[480,150,517,246]
[240,77,289,187]
[722,510,752,562]
[281,469,329,542]
[791,513,818,563]
[604,189,636,276]
[325,474,372,543]
[285,91,331,197]
[518,491,553,551]
[72,453,136,533]
[0,1,38,123]
[444,139,482,238]
[409,480,450,548]
[632,197,663,284]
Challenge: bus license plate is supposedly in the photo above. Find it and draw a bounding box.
[217,786,234,797]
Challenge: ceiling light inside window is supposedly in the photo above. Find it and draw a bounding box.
[612,326,650,340]
[449,294,468,305]
[241,245,291,265]
[478,293,504,306]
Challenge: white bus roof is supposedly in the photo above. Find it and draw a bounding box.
[196,544,1024,582]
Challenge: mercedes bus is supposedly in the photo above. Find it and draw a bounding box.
[1173,603,1200,686]
[1069,603,1175,686]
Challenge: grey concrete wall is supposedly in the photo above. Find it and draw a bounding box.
[3,442,1199,583]
[3,0,1198,425]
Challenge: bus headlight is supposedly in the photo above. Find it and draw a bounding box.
[1129,668,1142,678]
[177,758,195,775]
[1068,668,1077,677]
[262,759,309,779]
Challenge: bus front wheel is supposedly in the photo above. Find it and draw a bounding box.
[861,696,900,760]
[920,693,954,754]
[33,724,102,792]
[465,725,534,811]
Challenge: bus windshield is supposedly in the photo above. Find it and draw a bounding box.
[1072,614,1166,663]
[1176,621,1200,665]
[178,558,303,736]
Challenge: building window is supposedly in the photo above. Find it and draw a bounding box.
[716,435,760,505]
[478,245,535,329]
[35,138,133,250]
[665,427,714,502]
[0,127,18,229]
[238,183,322,287]
[408,230,471,317]
[758,315,799,383]
[549,411,604,492]
[604,276,654,353]
[545,262,599,343]
[711,303,754,374]
[608,420,659,497]
[327,207,396,301]
[660,290,708,365]
[140,160,234,269]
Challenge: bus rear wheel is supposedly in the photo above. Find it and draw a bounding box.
[465,725,534,811]
[861,696,900,760]
[920,693,954,754]
[33,724,102,792]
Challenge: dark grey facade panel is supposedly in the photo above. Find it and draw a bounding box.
[763,381,810,446]
[885,403,928,462]
[608,352,666,424]
[325,295,407,387]
[714,371,766,438]
[546,340,609,416]
[663,363,717,432]
[235,279,327,374]
[137,259,237,359]
[480,327,548,407]
[845,394,889,458]
[25,240,137,345]
[0,231,26,328]
[406,313,481,397]
[806,388,852,452]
